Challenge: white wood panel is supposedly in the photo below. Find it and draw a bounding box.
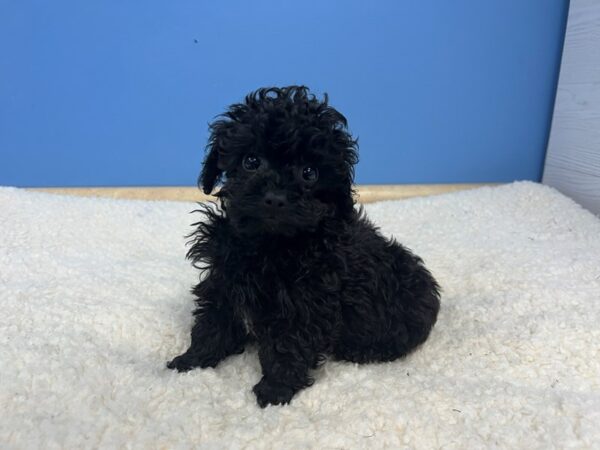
[543,0,600,215]
[556,1,600,84]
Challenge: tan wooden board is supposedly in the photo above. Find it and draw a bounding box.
[29,184,494,203]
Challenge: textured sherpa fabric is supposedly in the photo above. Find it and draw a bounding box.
[1,182,599,449]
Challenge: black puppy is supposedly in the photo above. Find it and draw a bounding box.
[167,86,440,407]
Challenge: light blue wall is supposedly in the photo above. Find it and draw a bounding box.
[0,0,568,187]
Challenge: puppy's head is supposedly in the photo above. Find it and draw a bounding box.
[200,86,358,236]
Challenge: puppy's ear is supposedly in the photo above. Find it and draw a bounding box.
[199,120,230,195]
[199,145,221,194]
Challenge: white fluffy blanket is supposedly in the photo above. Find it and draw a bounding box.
[1,182,599,449]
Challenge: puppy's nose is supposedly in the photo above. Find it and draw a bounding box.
[263,191,287,209]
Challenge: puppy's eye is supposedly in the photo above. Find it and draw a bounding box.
[302,166,319,183]
[243,154,261,171]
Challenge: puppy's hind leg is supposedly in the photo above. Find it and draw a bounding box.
[333,291,439,364]
[167,279,249,372]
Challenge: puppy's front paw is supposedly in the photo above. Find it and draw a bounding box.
[252,377,296,408]
[166,354,195,372]
[166,351,219,372]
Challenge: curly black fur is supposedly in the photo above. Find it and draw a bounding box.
[167,86,441,407]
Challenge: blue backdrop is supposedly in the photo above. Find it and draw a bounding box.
[0,0,569,187]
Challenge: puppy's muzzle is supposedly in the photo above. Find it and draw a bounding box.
[262,191,288,211]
